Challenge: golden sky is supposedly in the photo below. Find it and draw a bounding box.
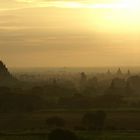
[1,0,140,67]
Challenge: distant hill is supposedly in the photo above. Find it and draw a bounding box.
[0,61,17,86]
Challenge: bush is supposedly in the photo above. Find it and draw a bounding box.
[82,110,106,131]
[46,116,65,129]
[48,129,78,140]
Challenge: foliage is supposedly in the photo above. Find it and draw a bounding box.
[48,129,78,140]
[46,116,65,129]
[82,111,106,131]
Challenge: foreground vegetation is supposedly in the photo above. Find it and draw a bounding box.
[1,62,140,139]
[1,132,140,140]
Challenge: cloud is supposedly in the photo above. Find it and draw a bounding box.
[0,0,132,10]
[0,0,139,67]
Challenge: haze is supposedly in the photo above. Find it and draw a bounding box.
[0,0,140,67]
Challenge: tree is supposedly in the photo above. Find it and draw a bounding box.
[82,111,106,131]
[48,129,78,140]
[46,116,65,129]
[94,111,106,131]
[82,112,95,130]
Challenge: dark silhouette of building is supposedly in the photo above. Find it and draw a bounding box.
[116,68,122,77]
[127,70,131,77]
[106,69,111,76]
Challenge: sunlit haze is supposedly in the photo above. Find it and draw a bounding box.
[1,0,140,67]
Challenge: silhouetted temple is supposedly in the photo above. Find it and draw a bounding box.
[116,68,122,76]
[107,69,111,75]
[127,70,131,76]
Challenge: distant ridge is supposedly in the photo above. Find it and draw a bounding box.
[0,61,17,85]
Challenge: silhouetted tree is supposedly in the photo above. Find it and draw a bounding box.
[48,129,78,140]
[80,72,87,82]
[82,112,95,130]
[94,110,106,131]
[82,111,106,131]
[97,93,123,108]
[46,116,65,129]
[83,77,98,96]
[125,81,133,95]
[127,76,140,95]
[106,78,126,97]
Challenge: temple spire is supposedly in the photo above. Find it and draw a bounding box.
[116,68,122,75]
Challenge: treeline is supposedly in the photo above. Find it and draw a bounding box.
[0,74,140,112]
[47,110,106,140]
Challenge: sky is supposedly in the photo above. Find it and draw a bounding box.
[1,0,140,67]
